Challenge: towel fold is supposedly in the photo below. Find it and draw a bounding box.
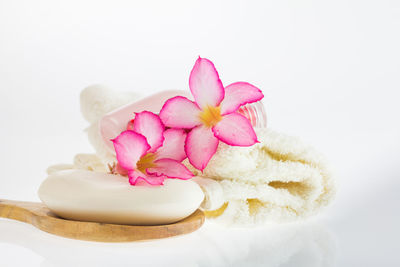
[46,154,108,174]
[191,177,225,211]
[81,85,139,164]
[184,128,335,225]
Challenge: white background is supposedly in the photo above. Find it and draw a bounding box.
[0,0,399,266]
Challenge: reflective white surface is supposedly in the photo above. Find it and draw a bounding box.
[0,219,336,267]
[1,0,399,266]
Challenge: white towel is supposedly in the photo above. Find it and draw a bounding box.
[183,128,335,225]
[80,84,139,164]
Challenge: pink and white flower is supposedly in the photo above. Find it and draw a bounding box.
[159,57,264,171]
[111,111,193,186]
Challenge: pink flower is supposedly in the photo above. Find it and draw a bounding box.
[111,111,193,186]
[159,57,264,171]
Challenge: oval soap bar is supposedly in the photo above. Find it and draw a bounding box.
[38,170,204,225]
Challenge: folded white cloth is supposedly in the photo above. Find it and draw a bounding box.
[80,84,139,164]
[191,177,225,211]
[184,128,335,225]
[48,84,335,226]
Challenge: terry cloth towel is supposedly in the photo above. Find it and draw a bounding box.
[184,128,335,226]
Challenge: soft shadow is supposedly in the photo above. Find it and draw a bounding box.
[0,219,336,267]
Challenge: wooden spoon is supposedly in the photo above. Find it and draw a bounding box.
[0,199,205,242]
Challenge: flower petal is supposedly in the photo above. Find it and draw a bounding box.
[185,125,219,171]
[133,111,165,152]
[156,129,187,161]
[159,96,202,129]
[212,113,258,146]
[189,57,225,109]
[111,131,150,170]
[128,170,165,186]
[220,82,264,115]
[147,159,193,179]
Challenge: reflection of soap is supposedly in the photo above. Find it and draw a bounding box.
[38,170,204,225]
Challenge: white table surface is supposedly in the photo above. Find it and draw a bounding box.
[1,1,399,266]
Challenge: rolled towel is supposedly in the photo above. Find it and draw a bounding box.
[191,177,225,211]
[46,154,108,175]
[46,164,75,175]
[80,85,140,164]
[80,84,141,124]
[184,128,335,226]
[73,153,108,172]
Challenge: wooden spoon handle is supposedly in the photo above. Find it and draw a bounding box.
[0,199,205,242]
[0,199,47,224]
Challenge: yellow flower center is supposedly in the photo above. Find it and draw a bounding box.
[136,153,157,173]
[199,106,222,128]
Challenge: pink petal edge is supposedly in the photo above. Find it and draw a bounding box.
[155,128,187,162]
[220,82,264,115]
[159,96,202,129]
[128,170,165,186]
[132,111,165,152]
[185,125,219,171]
[189,57,225,109]
[147,158,193,179]
[111,130,150,170]
[212,113,258,146]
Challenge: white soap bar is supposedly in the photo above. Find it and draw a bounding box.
[38,170,204,225]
